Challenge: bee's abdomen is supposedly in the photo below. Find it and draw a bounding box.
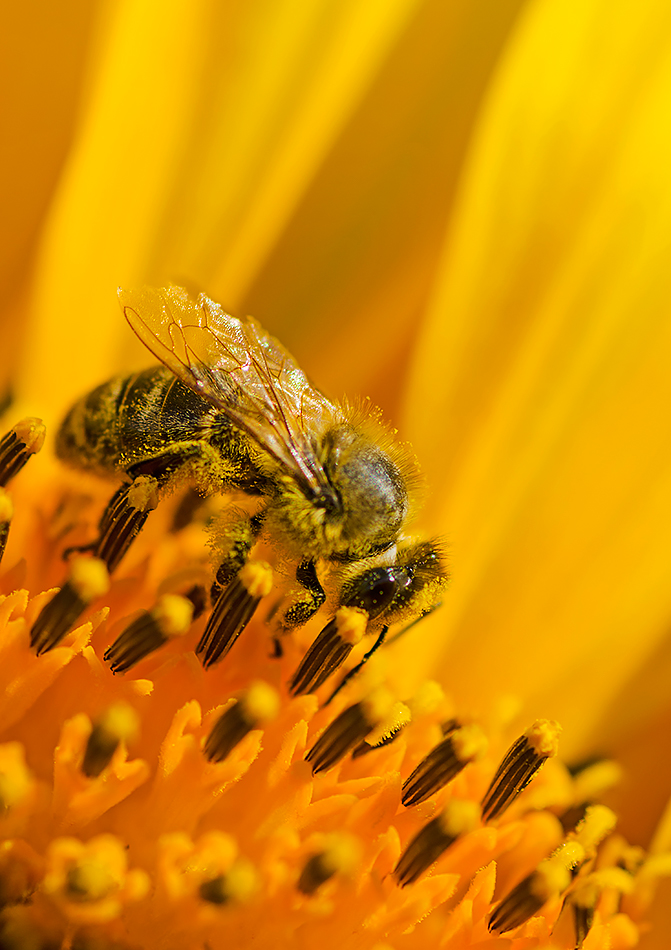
[55,367,217,476]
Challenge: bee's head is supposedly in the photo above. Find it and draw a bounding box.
[314,426,408,557]
[265,415,420,561]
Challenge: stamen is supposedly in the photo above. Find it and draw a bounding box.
[0,488,13,566]
[297,833,362,895]
[481,719,561,822]
[351,703,411,758]
[66,860,117,902]
[489,840,584,934]
[203,681,280,763]
[401,723,488,806]
[30,557,110,655]
[196,561,273,669]
[95,476,159,572]
[199,859,258,905]
[81,703,139,778]
[289,606,367,696]
[571,804,617,859]
[0,417,45,487]
[104,593,194,673]
[305,687,394,774]
[394,800,480,887]
[569,869,634,949]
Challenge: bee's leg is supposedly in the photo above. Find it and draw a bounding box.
[282,559,326,628]
[196,512,268,669]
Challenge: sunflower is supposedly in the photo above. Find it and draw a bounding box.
[1,0,671,947]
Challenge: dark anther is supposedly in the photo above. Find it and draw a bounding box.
[297,853,335,895]
[0,489,12,567]
[394,801,479,887]
[199,876,229,905]
[184,584,207,620]
[30,558,109,655]
[0,418,45,488]
[203,682,279,763]
[196,562,272,669]
[81,703,138,778]
[94,477,158,572]
[104,594,193,674]
[305,689,395,774]
[105,614,165,674]
[289,609,366,696]
[488,842,576,934]
[573,901,595,950]
[481,719,560,822]
[323,625,388,706]
[402,723,487,806]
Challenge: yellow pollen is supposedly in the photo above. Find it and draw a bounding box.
[572,803,617,854]
[0,742,32,809]
[68,557,110,602]
[365,701,411,746]
[66,860,117,901]
[334,605,367,645]
[451,723,488,763]
[240,680,280,726]
[127,475,159,512]
[316,833,362,878]
[361,686,395,727]
[0,488,13,523]
[572,759,623,801]
[97,702,140,744]
[529,859,571,903]
[12,417,46,455]
[525,719,562,757]
[220,858,258,903]
[437,799,481,839]
[151,593,194,637]
[406,679,445,716]
[239,560,274,598]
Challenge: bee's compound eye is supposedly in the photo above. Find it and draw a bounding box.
[342,567,411,620]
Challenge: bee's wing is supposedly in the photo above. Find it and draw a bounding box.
[119,286,339,496]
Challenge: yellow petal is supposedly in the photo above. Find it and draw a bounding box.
[21,0,424,422]
[402,0,671,756]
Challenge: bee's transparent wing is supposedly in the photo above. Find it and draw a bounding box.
[119,285,338,495]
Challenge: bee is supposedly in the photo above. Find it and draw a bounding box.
[33,286,447,693]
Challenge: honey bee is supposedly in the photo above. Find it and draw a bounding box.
[36,286,447,692]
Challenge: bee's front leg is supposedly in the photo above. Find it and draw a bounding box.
[281,560,326,628]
